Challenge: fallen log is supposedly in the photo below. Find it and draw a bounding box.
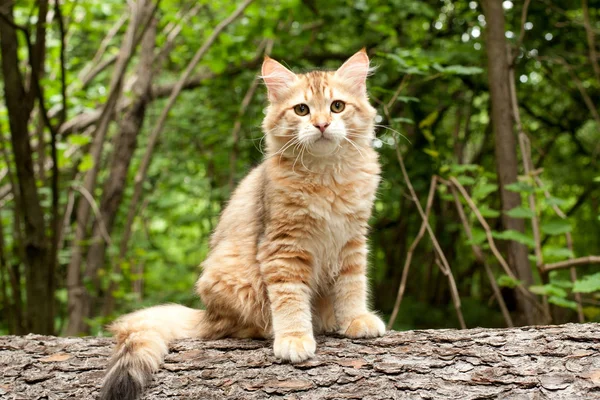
[1,323,599,399]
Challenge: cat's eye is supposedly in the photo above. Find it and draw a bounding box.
[294,104,310,116]
[331,100,346,113]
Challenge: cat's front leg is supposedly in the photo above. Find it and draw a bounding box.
[334,237,386,338]
[261,247,316,363]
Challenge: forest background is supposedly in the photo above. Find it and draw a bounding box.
[0,0,599,336]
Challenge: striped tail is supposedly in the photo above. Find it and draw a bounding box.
[100,304,204,400]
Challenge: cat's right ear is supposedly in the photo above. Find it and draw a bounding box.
[261,56,298,102]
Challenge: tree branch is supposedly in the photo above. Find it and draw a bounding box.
[542,256,600,272]
[119,0,255,264]
[387,176,438,330]
[582,0,600,82]
[446,181,514,328]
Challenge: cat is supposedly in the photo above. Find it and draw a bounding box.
[100,49,386,400]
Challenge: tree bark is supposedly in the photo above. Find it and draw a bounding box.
[84,14,157,319]
[482,0,537,326]
[1,324,599,399]
[65,0,152,336]
[0,3,53,334]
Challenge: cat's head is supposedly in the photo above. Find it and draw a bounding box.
[261,49,377,159]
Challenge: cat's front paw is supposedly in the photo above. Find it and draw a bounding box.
[340,313,386,338]
[273,333,316,363]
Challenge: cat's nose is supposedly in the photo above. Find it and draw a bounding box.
[314,122,330,133]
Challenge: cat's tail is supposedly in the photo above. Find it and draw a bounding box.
[99,304,205,400]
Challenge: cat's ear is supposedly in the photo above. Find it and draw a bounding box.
[335,48,371,94]
[261,56,298,101]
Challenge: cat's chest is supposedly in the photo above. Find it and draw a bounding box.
[299,178,376,282]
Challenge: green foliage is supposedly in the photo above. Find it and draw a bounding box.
[541,219,572,236]
[497,275,522,289]
[573,273,600,294]
[492,229,535,248]
[1,0,599,336]
[505,206,535,219]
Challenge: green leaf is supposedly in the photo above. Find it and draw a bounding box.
[78,154,94,172]
[497,274,522,288]
[505,182,535,193]
[529,284,567,298]
[465,227,487,246]
[419,110,439,129]
[68,134,91,146]
[456,175,476,185]
[506,206,535,219]
[423,148,439,158]
[540,219,572,235]
[492,229,535,247]
[450,164,480,174]
[593,176,600,183]
[479,205,501,218]
[573,273,600,293]
[549,279,573,290]
[440,65,484,75]
[548,296,578,310]
[544,196,567,207]
[542,247,574,261]
[472,183,498,200]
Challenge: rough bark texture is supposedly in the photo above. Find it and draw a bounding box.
[1,324,599,399]
[0,3,53,334]
[482,0,537,326]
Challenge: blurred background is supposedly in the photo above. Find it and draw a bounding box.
[0,0,598,336]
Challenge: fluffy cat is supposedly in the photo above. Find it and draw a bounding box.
[100,49,385,400]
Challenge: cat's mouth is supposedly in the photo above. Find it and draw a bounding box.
[313,130,337,143]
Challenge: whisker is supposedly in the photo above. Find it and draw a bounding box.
[343,137,366,160]
[374,124,412,144]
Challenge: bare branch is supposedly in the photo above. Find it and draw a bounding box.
[555,57,600,127]
[449,177,549,320]
[77,14,128,86]
[447,181,514,327]
[542,256,600,272]
[582,0,600,82]
[533,175,584,321]
[507,49,550,317]
[70,185,111,245]
[511,0,531,66]
[120,0,255,261]
[229,39,273,189]
[66,0,156,335]
[387,176,438,330]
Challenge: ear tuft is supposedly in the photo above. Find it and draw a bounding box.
[334,49,372,94]
[260,57,298,102]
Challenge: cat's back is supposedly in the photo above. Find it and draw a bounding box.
[209,164,266,250]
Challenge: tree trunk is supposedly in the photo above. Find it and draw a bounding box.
[65,0,150,336]
[482,0,537,326]
[84,14,157,319]
[1,324,599,399]
[0,3,53,334]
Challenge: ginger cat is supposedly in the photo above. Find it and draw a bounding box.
[100,49,385,400]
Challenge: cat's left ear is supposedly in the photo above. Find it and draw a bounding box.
[335,48,371,94]
[261,56,298,102]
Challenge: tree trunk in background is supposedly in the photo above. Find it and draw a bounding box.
[0,3,54,334]
[84,15,157,320]
[482,0,536,325]
[65,0,150,335]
